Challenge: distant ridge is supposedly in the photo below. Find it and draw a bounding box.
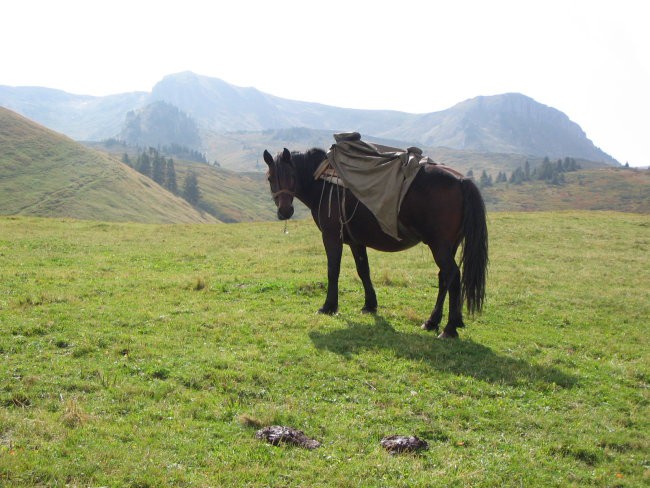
[0,72,618,166]
[0,85,147,141]
[386,93,614,163]
[0,107,217,223]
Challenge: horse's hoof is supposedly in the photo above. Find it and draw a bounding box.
[421,322,439,332]
[437,331,459,339]
[361,306,377,315]
[318,307,337,315]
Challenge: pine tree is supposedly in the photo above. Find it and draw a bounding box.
[509,167,525,185]
[535,157,554,181]
[121,153,132,167]
[183,171,200,206]
[479,170,493,187]
[152,155,166,185]
[564,157,579,172]
[165,159,178,194]
[138,152,151,177]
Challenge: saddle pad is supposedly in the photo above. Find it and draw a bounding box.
[323,133,436,240]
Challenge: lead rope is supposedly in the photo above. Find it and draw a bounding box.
[339,189,360,226]
[315,176,361,239]
[316,178,328,231]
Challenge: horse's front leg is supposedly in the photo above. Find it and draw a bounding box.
[318,233,343,315]
[350,243,377,314]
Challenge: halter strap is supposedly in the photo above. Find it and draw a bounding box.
[272,189,295,198]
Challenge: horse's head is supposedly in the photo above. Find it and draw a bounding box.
[263,148,296,220]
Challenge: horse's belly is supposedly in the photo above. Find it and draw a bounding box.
[343,226,420,252]
[370,236,420,252]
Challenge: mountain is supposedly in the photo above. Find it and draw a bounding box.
[120,101,201,149]
[149,73,617,165]
[0,72,618,168]
[0,85,147,141]
[381,93,613,162]
[149,71,414,135]
[0,107,217,223]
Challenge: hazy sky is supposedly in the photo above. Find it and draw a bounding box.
[2,0,649,166]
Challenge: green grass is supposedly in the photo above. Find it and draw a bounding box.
[0,212,648,487]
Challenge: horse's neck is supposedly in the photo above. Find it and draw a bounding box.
[295,161,322,210]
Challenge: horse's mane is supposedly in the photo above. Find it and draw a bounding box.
[290,147,327,167]
[290,148,327,187]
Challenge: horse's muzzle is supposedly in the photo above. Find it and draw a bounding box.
[277,206,294,220]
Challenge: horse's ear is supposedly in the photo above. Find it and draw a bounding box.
[281,148,292,164]
[263,150,274,167]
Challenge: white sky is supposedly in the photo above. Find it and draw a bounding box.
[2,0,649,166]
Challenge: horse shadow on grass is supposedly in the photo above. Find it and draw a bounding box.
[309,315,577,388]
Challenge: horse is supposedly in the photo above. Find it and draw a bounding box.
[263,147,488,338]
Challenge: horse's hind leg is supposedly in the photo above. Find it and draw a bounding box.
[427,243,464,339]
[422,271,447,333]
[350,243,377,313]
[440,260,464,339]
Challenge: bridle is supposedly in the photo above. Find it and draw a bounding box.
[268,163,296,233]
[267,165,297,200]
[271,188,295,198]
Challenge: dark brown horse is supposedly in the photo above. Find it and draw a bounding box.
[263,147,488,338]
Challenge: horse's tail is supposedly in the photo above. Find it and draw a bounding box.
[460,178,488,314]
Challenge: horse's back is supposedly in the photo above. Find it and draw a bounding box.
[398,166,465,245]
[335,166,463,252]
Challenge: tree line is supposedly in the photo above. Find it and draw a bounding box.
[105,139,208,164]
[121,147,201,207]
[470,157,581,188]
[160,143,208,164]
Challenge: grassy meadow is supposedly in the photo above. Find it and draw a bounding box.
[0,212,648,487]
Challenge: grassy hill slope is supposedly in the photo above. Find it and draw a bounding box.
[483,167,650,212]
[0,213,647,486]
[174,160,312,222]
[86,138,310,222]
[0,107,217,223]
